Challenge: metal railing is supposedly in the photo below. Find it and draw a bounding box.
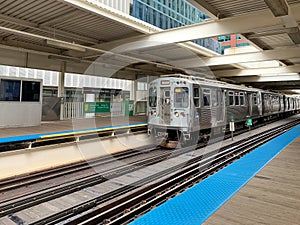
[63,102,84,119]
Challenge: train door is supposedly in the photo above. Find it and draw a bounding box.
[279,96,282,112]
[216,89,225,122]
[160,87,171,124]
[192,85,201,131]
[257,91,263,115]
[247,92,253,116]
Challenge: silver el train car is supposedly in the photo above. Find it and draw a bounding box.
[147,74,300,147]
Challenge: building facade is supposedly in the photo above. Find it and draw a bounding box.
[131,0,222,54]
[217,34,249,53]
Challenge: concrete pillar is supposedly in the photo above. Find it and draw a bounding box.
[58,61,66,120]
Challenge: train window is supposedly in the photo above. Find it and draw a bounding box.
[193,87,199,97]
[164,90,170,98]
[174,87,189,108]
[217,90,223,105]
[149,87,157,107]
[193,86,200,107]
[239,92,245,106]
[235,92,240,106]
[212,90,218,106]
[228,91,234,106]
[203,89,211,107]
[253,93,258,105]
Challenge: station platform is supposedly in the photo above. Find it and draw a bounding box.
[130,121,300,225]
[0,115,147,144]
[202,135,300,224]
[0,115,149,179]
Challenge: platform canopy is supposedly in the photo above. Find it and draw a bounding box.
[0,0,299,92]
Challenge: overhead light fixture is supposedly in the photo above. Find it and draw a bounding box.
[48,55,81,63]
[46,39,86,52]
[264,0,289,17]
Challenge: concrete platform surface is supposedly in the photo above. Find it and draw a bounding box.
[203,137,300,225]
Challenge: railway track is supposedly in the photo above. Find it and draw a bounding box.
[0,145,165,215]
[0,144,156,193]
[64,119,300,225]
[1,119,299,224]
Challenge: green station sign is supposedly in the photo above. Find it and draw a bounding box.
[84,102,110,113]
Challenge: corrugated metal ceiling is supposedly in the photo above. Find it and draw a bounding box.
[204,0,300,18]
[0,0,143,47]
[207,0,269,18]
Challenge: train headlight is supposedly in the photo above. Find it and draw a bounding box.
[174,112,179,117]
[150,111,157,116]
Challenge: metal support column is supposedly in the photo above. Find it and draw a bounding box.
[58,61,66,120]
[130,77,137,117]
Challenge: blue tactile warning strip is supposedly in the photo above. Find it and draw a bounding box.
[0,122,147,144]
[129,125,300,225]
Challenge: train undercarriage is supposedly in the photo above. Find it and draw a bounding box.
[148,111,298,149]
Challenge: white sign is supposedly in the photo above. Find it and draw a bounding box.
[229,122,235,132]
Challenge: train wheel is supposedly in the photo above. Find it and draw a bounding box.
[179,132,198,148]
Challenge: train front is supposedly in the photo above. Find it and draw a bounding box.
[148,77,191,148]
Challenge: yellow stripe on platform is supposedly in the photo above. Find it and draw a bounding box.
[40,123,147,139]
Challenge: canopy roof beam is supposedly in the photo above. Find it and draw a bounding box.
[168,47,300,68]
[214,65,300,77]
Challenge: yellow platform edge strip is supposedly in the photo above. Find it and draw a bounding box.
[40,123,148,139]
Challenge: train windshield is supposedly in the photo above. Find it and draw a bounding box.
[149,87,157,107]
[174,87,189,108]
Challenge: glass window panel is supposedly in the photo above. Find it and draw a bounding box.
[228,91,234,106]
[203,89,211,106]
[253,93,258,105]
[235,93,239,106]
[0,79,21,101]
[149,87,157,107]
[240,92,245,105]
[21,81,41,102]
[174,87,189,108]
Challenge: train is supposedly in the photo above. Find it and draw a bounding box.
[147,74,300,148]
